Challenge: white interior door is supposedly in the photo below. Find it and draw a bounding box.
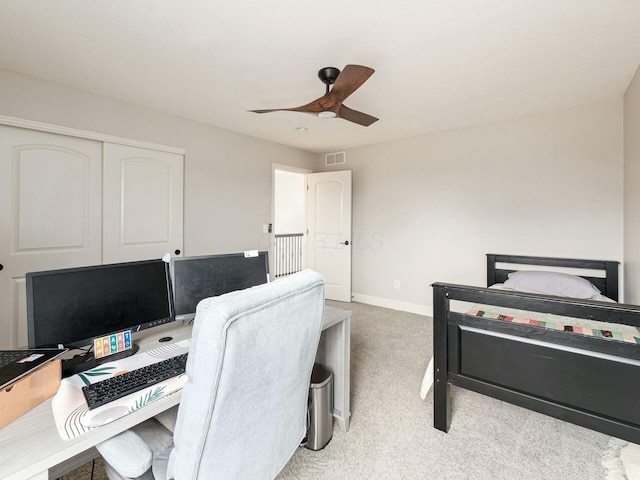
[306,170,352,302]
[103,143,184,264]
[0,126,102,348]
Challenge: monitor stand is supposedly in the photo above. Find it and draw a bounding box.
[61,344,140,377]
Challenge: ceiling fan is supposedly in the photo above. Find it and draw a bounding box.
[249,65,378,127]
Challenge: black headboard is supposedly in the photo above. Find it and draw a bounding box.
[486,254,620,302]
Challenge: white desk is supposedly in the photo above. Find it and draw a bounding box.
[316,305,351,431]
[0,305,351,480]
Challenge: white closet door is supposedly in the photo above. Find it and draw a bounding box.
[103,143,184,264]
[0,126,102,348]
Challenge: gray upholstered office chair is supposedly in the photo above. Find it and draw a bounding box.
[96,269,325,480]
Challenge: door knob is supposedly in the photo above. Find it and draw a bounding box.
[174,249,181,255]
[0,264,3,271]
[339,241,350,246]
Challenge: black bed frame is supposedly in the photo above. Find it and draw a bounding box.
[433,254,640,443]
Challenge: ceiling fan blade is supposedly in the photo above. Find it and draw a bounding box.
[337,104,378,127]
[249,97,327,115]
[250,108,287,114]
[326,65,375,106]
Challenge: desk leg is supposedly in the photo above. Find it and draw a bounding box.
[316,316,351,431]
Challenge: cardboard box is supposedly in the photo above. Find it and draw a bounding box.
[0,359,61,429]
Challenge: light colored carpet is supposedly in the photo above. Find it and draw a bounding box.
[64,300,635,479]
[60,460,107,480]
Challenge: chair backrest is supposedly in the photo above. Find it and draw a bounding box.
[168,269,325,479]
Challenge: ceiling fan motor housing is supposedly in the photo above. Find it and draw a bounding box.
[318,67,341,85]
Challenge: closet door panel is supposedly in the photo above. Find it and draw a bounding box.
[0,125,102,348]
[103,143,183,264]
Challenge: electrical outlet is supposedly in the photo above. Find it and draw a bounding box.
[394,279,400,289]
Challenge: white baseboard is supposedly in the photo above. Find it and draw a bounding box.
[351,293,433,317]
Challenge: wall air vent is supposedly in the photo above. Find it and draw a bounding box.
[325,151,346,166]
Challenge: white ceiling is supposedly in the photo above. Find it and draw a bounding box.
[1,1,639,153]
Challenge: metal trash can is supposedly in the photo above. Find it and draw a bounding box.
[306,363,333,450]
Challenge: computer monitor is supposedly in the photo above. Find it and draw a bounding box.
[26,259,174,355]
[171,251,270,321]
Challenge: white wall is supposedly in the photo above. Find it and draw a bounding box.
[624,66,640,304]
[318,100,624,314]
[0,68,317,256]
[1,68,625,314]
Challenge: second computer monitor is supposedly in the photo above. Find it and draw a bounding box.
[171,251,270,320]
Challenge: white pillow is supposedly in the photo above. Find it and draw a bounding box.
[503,270,601,299]
[591,293,615,303]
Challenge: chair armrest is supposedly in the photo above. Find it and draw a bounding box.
[97,429,153,478]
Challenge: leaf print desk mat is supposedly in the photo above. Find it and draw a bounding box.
[51,339,190,440]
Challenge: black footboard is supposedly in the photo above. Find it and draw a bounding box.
[432,283,640,443]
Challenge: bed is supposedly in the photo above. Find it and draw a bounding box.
[432,254,640,443]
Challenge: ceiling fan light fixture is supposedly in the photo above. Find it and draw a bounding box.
[318,111,337,118]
